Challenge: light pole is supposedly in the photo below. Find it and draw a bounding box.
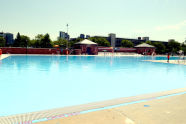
[66,24,69,49]
[26,39,28,54]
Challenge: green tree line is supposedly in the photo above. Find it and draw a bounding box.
[121,39,186,55]
[0,33,111,48]
[13,33,53,48]
[1,32,186,55]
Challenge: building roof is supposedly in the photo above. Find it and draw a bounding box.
[75,39,97,45]
[135,43,155,48]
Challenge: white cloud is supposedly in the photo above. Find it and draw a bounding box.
[155,20,186,31]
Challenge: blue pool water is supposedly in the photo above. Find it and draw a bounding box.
[0,55,185,116]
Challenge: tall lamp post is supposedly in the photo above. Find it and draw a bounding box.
[26,39,28,54]
[66,24,69,49]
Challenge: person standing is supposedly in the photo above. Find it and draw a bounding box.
[167,53,170,63]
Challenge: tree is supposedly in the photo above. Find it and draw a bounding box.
[53,38,68,48]
[88,37,110,47]
[28,39,37,48]
[34,34,53,48]
[20,35,30,47]
[121,40,134,48]
[13,33,30,47]
[153,42,166,54]
[167,40,181,54]
[0,37,6,47]
[181,43,186,55]
[146,41,153,45]
[13,32,21,47]
[40,34,52,48]
[68,38,83,48]
[34,34,44,48]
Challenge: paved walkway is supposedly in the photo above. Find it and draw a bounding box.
[145,60,186,65]
[36,93,186,124]
[98,52,142,56]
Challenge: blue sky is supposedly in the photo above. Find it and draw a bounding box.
[0,0,186,42]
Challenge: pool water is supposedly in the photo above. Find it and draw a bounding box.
[0,55,185,116]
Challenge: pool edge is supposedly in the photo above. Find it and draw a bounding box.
[0,54,10,60]
[1,87,186,123]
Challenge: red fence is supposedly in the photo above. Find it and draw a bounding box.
[0,47,138,55]
[115,48,137,52]
[0,49,2,55]
[98,47,113,52]
[0,47,61,54]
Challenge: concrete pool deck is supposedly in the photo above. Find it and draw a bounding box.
[0,54,10,60]
[36,92,186,124]
[145,60,186,65]
[0,88,186,124]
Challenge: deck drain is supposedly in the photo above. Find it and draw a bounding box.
[144,105,150,107]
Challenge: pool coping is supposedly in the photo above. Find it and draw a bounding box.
[5,54,185,58]
[0,87,186,124]
[2,54,185,57]
[7,54,144,57]
[144,60,186,65]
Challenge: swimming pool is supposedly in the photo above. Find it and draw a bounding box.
[0,55,185,116]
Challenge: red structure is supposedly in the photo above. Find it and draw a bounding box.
[135,43,156,55]
[0,49,2,55]
[0,43,156,55]
[98,47,114,52]
[0,47,61,54]
[115,48,137,53]
[74,39,98,55]
[73,49,82,55]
